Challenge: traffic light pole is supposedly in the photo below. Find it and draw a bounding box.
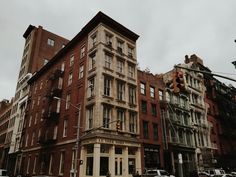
[174,65,236,82]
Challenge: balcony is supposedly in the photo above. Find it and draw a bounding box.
[49,69,64,80]
[38,135,57,145]
[42,111,60,122]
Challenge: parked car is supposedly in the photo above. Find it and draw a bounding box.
[143,169,175,177]
[204,169,226,177]
[0,169,9,177]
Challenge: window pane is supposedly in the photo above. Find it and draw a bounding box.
[100,157,109,176]
[86,157,93,175]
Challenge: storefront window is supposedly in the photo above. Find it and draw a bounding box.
[86,157,93,175]
[100,157,109,175]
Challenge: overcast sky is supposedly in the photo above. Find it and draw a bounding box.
[1,0,236,100]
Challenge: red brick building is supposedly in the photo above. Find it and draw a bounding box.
[7,25,69,174]
[137,70,164,171]
[0,99,12,169]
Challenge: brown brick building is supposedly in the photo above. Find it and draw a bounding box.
[0,99,12,169]
[137,70,164,170]
[7,25,69,174]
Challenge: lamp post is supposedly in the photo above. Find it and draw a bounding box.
[53,96,81,177]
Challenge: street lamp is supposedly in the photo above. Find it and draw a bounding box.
[53,96,81,177]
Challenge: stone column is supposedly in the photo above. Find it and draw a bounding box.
[93,143,101,177]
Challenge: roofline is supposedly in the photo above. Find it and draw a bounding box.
[28,11,139,84]
[23,25,35,38]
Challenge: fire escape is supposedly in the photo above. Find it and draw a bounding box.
[38,68,63,174]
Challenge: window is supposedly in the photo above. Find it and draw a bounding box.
[49,154,53,174]
[87,106,93,129]
[128,64,135,78]
[53,126,58,140]
[128,46,134,58]
[59,151,65,175]
[143,121,149,139]
[88,77,95,97]
[29,116,32,127]
[63,120,68,137]
[150,86,155,98]
[151,104,157,116]
[140,83,146,95]
[129,112,136,133]
[153,124,158,140]
[103,106,111,128]
[79,65,84,79]
[61,62,65,71]
[117,81,125,101]
[129,86,136,105]
[80,45,85,58]
[91,34,97,46]
[69,54,74,67]
[141,100,147,114]
[104,77,111,96]
[117,59,124,73]
[25,134,29,147]
[100,157,109,176]
[117,40,124,53]
[65,94,71,110]
[105,33,112,46]
[159,90,164,100]
[47,38,55,46]
[37,96,41,106]
[117,109,125,131]
[27,156,31,174]
[33,155,38,174]
[89,53,96,70]
[105,53,112,69]
[86,157,93,175]
[68,73,73,86]
[31,131,35,146]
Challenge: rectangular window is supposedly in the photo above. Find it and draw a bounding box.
[80,45,86,58]
[143,121,149,139]
[53,126,58,140]
[68,73,73,86]
[151,104,157,116]
[88,77,95,97]
[33,155,38,174]
[25,134,29,147]
[128,64,135,78]
[100,157,109,176]
[88,106,93,129]
[31,132,35,146]
[49,154,53,174]
[129,86,136,105]
[150,86,155,98]
[59,151,65,175]
[105,33,113,48]
[69,54,74,67]
[47,38,55,46]
[129,112,136,133]
[117,81,125,101]
[128,158,135,174]
[128,46,134,58]
[117,60,124,73]
[153,123,158,140]
[159,90,164,100]
[63,120,68,137]
[89,53,96,70]
[117,109,125,131]
[104,77,111,96]
[27,156,31,174]
[117,40,124,53]
[105,53,112,69]
[66,94,71,110]
[141,100,147,114]
[91,34,97,46]
[103,106,111,128]
[86,157,93,175]
[79,65,84,79]
[140,83,146,95]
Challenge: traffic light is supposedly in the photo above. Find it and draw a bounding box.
[116,120,120,131]
[169,72,180,93]
[175,71,185,91]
